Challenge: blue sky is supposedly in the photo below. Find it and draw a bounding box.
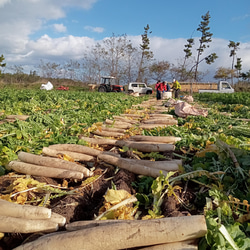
[0,0,250,81]
[35,0,250,42]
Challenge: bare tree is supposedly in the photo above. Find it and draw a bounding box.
[82,43,107,83]
[39,60,60,78]
[122,43,139,83]
[149,60,170,81]
[63,60,80,80]
[102,33,134,82]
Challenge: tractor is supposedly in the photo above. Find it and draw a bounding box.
[98,76,124,92]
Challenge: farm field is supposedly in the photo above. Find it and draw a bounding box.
[0,89,249,249]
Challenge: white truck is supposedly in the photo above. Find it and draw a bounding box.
[198,81,234,94]
[127,82,153,95]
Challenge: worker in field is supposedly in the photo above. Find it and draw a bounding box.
[172,79,181,98]
[155,80,162,100]
[165,81,171,92]
[160,81,167,97]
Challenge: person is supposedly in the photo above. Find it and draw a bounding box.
[155,80,162,100]
[172,79,181,98]
[159,81,167,99]
[165,81,171,92]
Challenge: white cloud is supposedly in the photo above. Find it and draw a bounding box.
[0,0,11,7]
[4,33,250,81]
[25,35,95,60]
[84,25,104,33]
[60,0,98,10]
[232,14,250,21]
[1,0,250,81]
[0,0,97,54]
[52,23,67,33]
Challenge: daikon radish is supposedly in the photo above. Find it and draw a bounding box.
[42,147,94,162]
[14,215,207,250]
[48,144,102,156]
[138,239,198,250]
[142,119,178,125]
[0,199,51,219]
[18,151,93,176]
[6,115,29,121]
[129,135,181,144]
[101,126,126,133]
[0,215,59,233]
[123,158,180,171]
[151,110,168,114]
[116,140,175,152]
[105,119,132,129]
[112,116,138,124]
[66,219,123,231]
[91,130,124,138]
[79,136,117,145]
[50,212,66,227]
[8,161,84,180]
[98,153,168,177]
[149,114,174,118]
[80,137,175,152]
[120,114,143,118]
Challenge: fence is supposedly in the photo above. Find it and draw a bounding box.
[180,82,218,93]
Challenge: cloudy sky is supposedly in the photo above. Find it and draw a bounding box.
[0,0,250,81]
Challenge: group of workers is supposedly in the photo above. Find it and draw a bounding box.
[155,79,181,100]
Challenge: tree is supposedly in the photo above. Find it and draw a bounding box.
[149,60,170,81]
[193,11,217,82]
[214,67,233,80]
[63,60,80,80]
[240,70,250,82]
[39,60,60,78]
[123,43,139,83]
[228,41,240,84]
[102,33,134,82]
[82,42,107,83]
[182,38,194,80]
[234,57,242,81]
[82,34,137,84]
[137,24,153,82]
[0,54,6,76]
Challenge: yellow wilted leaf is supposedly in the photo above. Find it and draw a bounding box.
[104,189,131,205]
[237,213,250,223]
[62,154,75,162]
[0,194,11,201]
[16,193,28,204]
[4,177,46,204]
[0,233,4,240]
[81,175,100,187]
[88,122,103,133]
[97,189,136,220]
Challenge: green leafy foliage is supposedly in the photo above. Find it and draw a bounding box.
[199,188,250,250]
[0,89,249,249]
[0,89,149,166]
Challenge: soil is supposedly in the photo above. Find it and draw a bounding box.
[0,161,198,250]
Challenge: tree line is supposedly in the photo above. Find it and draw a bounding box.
[0,11,250,86]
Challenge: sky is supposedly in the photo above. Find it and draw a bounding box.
[0,0,250,82]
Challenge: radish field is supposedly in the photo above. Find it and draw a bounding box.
[0,89,250,249]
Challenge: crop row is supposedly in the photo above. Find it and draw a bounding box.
[0,89,149,166]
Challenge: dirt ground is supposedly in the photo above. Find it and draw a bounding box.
[0,159,198,250]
